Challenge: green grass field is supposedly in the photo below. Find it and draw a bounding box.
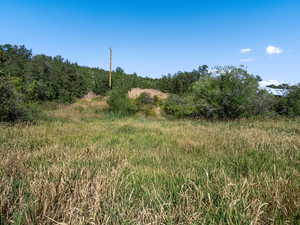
[0,98,299,225]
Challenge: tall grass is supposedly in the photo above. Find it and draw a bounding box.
[0,98,299,225]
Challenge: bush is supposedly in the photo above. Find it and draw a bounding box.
[163,95,197,118]
[140,104,157,117]
[0,77,38,122]
[251,90,277,116]
[107,89,138,115]
[275,85,300,116]
[136,92,154,105]
[163,66,276,120]
[191,66,266,119]
[93,71,110,95]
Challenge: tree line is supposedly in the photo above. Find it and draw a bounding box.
[1,44,300,122]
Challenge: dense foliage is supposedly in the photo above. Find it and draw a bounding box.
[157,65,210,94]
[191,67,272,118]
[0,44,159,121]
[1,43,300,121]
[0,44,91,103]
[0,76,36,122]
[92,67,158,95]
[163,66,278,119]
[107,89,138,115]
[275,84,300,116]
[163,95,197,118]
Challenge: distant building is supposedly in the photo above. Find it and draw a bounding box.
[259,80,291,97]
[263,87,287,97]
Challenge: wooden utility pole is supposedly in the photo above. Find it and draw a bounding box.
[109,48,112,89]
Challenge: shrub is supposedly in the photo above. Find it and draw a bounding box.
[141,104,157,117]
[163,95,197,118]
[0,76,38,122]
[163,66,276,120]
[191,66,265,119]
[153,96,160,105]
[275,84,300,116]
[250,89,277,116]
[93,71,110,95]
[136,92,154,105]
[107,89,138,115]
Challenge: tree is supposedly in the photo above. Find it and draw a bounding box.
[276,84,300,116]
[115,67,124,74]
[0,44,31,78]
[191,66,270,119]
[0,76,34,122]
[157,65,210,94]
[107,89,137,115]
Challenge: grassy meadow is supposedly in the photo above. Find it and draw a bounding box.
[0,97,299,225]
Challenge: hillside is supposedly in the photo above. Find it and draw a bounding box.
[0,97,299,224]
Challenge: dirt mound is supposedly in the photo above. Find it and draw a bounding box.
[128,88,169,100]
[82,92,98,101]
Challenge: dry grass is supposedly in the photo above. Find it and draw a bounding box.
[0,98,299,225]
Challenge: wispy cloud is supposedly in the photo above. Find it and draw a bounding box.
[240,58,255,62]
[241,48,252,54]
[266,46,283,55]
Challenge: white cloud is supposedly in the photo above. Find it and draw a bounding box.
[241,48,252,54]
[240,58,255,62]
[266,46,283,55]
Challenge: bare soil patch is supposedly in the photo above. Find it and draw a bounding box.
[128,88,169,100]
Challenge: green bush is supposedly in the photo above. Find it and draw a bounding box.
[134,93,164,117]
[275,85,300,116]
[251,89,277,116]
[139,104,157,117]
[107,89,138,115]
[191,66,267,119]
[163,67,276,119]
[153,96,160,105]
[136,92,154,105]
[163,95,197,118]
[93,71,110,95]
[0,77,38,122]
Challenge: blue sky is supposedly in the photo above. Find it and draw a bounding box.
[1,0,300,83]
